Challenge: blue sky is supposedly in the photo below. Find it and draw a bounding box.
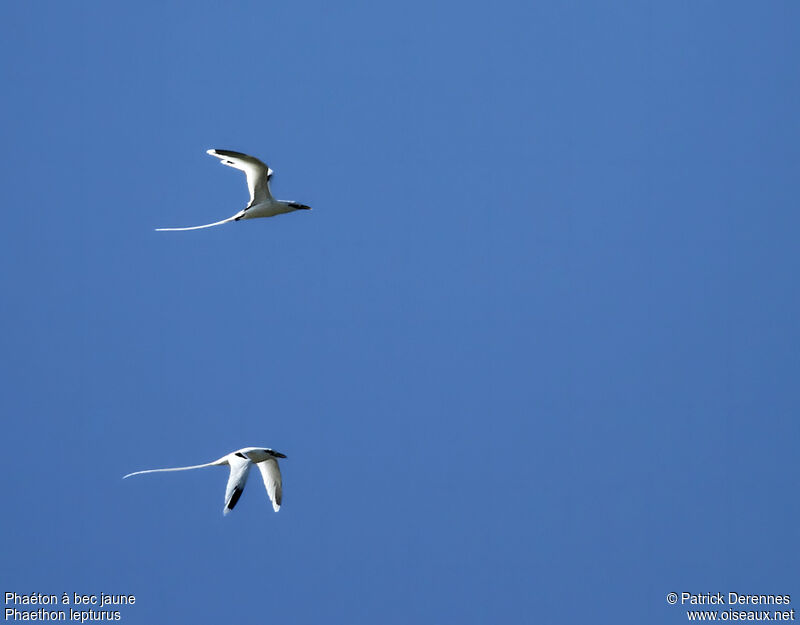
[1,2,798,623]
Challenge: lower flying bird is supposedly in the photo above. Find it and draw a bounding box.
[123,447,287,514]
[156,149,311,231]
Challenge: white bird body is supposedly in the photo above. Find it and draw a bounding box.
[156,149,311,231]
[124,446,286,514]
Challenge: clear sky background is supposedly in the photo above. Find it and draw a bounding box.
[1,2,798,623]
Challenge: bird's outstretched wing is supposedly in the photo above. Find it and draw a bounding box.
[256,457,283,512]
[207,149,274,207]
[223,454,253,515]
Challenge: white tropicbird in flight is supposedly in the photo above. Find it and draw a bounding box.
[156,149,311,231]
[123,447,287,514]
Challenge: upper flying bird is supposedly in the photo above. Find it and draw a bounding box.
[123,446,287,514]
[156,149,311,231]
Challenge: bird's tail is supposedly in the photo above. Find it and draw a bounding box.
[123,458,226,479]
[155,211,245,231]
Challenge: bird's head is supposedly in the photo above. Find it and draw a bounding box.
[287,202,312,211]
[266,448,287,459]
